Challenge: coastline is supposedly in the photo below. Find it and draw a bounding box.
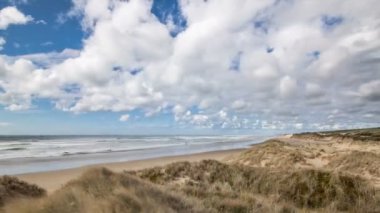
[0,134,268,175]
[15,148,245,193]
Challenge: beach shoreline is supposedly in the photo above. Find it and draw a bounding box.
[0,134,269,175]
[15,148,245,193]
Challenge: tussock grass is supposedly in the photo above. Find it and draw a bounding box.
[3,161,380,213]
[4,168,203,213]
[136,160,380,212]
[0,176,46,207]
[328,151,380,176]
[229,140,311,169]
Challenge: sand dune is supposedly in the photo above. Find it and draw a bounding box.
[2,128,380,212]
[229,128,380,187]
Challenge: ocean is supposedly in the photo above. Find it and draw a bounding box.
[0,134,272,175]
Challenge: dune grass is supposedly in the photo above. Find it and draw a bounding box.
[3,168,204,213]
[135,160,380,212]
[7,162,379,213]
[0,176,46,207]
[228,139,312,169]
[328,151,380,176]
[2,162,380,213]
[293,127,380,142]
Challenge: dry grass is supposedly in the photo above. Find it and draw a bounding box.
[135,160,380,212]
[4,168,204,213]
[3,162,380,213]
[229,139,314,169]
[229,129,380,186]
[5,160,379,213]
[328,151,380,177]
[292,127,380,143]
[0,176,46,207]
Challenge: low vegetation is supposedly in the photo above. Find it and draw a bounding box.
[328,151,380,177]
[4,161,379,213]
[0,176,46,207]
[1,127,380,212]
[293,127,380,142]
[135,160,380,212]
[228,139,313,169]
[3,168,203,213]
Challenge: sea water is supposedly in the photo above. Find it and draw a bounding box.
[0,134,271,175]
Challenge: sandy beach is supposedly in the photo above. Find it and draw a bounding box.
[15,149,244,193]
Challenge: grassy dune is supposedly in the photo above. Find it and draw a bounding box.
[3,168,204,213]
[0,176,45,208]
[135,160,379,212]
[292,127,380,142]
[2,128,380,212]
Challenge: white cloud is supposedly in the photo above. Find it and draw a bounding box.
[218,110,228,120]
[0,0,379,130]
[119,114,130,122]
[5,48,80,68]
[0,6,32,30]
[35,19,47,25]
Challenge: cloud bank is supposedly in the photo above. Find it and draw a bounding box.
[0,0,379,131]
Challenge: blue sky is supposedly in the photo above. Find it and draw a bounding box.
[0,0,379,135]
[0,0,191,135]
[0,0,83,55]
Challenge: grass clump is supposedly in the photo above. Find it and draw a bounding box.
[136,160,380,212]
[0,175,46,207]
[328,151,380,176]
[4,168,203,213]
[278,169,377,211]
[229,140,309,169]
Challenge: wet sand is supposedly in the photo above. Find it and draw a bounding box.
[16,149,244,193]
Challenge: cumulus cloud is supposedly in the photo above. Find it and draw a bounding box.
[0,6,32,29]
[119,114,130,122]
[0,0,379,131]
[4,48,80,68]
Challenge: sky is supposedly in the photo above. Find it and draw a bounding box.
[0,0,379,135]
